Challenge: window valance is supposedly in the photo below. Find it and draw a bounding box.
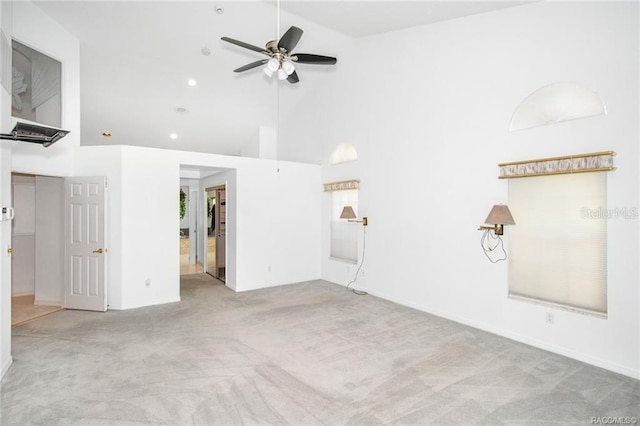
[498,151,615,179]
[323,179,360,192]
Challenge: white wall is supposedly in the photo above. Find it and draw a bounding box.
[10,175,64,304]
[241,128,260,159]
[11,176,35,296]
[117,147,181,308]
[281,2,640,378]
[233,158,321,290]
[10,1,80,177]
[240,126,278,160]
[0,0,13,382]
[76,145,321,309]
[276,11,353,165]
[34,175,64,306]
[74,145,123,309]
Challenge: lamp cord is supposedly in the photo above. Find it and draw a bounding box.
[347,226,367,295]
[480,229,507,263]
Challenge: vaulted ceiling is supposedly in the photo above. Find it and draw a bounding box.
[32,1,530,156]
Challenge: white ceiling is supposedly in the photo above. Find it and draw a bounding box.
[279,1,531,38]
[32,1,530,156]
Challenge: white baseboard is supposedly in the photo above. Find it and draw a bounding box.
[236,277,323,293]
[110,297,181,311]
[492,325,640,380]
[34,298,62,307]
[344,284,640,380]
[11,291,34,297]
[1,356,13,381]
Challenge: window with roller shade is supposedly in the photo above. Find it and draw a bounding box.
[324,180,360,263]
[508,172,607,316]
[330,189,358,263]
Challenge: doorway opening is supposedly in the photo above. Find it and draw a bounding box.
[206,185,226,282]
[180,184,202,275]
[10,173,64,326]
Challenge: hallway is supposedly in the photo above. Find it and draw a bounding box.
[179,237,202,275]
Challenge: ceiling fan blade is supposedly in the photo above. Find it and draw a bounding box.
[221,37,266,54]
[234,60,268,73]
[287,70,300,84]
[278,26,303,53]
[293,53,337,65]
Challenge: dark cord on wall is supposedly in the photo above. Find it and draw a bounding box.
[480,229,507,263]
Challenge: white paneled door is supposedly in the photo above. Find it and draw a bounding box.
[64,177,107,311]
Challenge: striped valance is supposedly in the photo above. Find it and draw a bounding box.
[498,151,615,179]
[323,179,360,192]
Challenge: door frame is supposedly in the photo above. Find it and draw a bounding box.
[10,173,66,310]
[204,184,226,281]
[188,188,198,265]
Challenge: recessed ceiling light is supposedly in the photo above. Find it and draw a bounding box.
[170,133,178,140]
[102,132,111,137]
[187,79,196,87]
[201,47,211,56]
[176,107,187,113]
[215,5,224,14]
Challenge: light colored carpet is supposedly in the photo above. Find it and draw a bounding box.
[2,274,639,425]
[11,295,62,327]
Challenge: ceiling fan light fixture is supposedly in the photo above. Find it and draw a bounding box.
[282,61,295,76]
[221,25,337,85]
[267,58,280,72]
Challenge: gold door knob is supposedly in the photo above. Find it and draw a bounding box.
[93,248,104,254]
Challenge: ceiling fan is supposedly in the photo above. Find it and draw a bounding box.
[221,26,337,84]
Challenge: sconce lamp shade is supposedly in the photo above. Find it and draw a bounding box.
[485,205,515,225]
[482,204,515,236]
[340,206,357,219]
[478,205,514,236]
[484,204,516,231]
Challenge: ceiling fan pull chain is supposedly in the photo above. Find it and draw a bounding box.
[276,0,280,42]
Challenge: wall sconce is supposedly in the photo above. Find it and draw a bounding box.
[340,206,368,226]
[478,204,515,263]
[478,204,515,235]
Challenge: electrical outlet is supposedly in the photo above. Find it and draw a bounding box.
[267,265,271,272]
[145,278,151,287]
[545,312,554,324]
[361,269,365,277]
